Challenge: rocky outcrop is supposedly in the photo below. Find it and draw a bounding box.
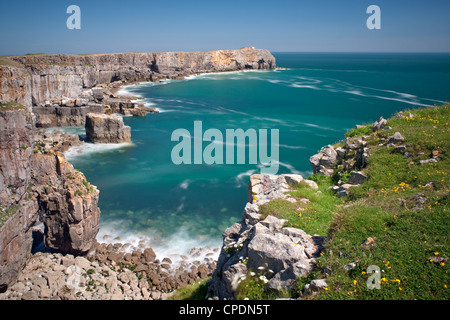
[208,174,325,300]
[309,145,338,177]
[0,243,217,300]
[0,47,276,109]
[85,113,131,144]
[32,152,101,254]
[0,107,100,290]
[0,106,38,290]
[32,103,104,128]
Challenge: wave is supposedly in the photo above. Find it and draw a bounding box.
[64,141,134,161]
[96,222,221,269]
[277,144,307,150]
[179,179,190,190]
[233,169,257,187]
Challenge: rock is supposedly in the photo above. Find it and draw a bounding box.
[85,113,131,144]
[2,48,276,109]
[335,184,354,198]
[75,97,89,107]
[92,88,104,102]
[74,256,91,270]
[393,145,407,153]
[335,147,346,160]
[304,279,328,294]
[347,171,368,185]
[372,116,387,132]
[310,145,338,176]
[303,180,319,190]
[259,215,287,233]
[361,237,376,249]
[143,248,156,262]
[343,262,357,271]
[281,174,303,186]
[346,138,366,150]
[420,158,438,165]
[248,174,290,205]
[387,132,405,144]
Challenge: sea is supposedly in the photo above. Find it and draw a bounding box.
[63,52,450,257]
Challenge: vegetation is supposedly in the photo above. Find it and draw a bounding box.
[168,278,211,300]
[0,102,26,111]
[311,105,449,300]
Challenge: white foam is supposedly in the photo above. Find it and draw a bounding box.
[179,179,190,190]
[234,169,256,187]
[277,144,307,150]
[97,222,221,269]
[64,142,134,161]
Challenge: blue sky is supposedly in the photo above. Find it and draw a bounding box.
[1,0,450,55]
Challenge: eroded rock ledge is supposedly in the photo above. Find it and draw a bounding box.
[208,174,325,300]
[85,113,131,144]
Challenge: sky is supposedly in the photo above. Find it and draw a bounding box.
[1,0,450,55]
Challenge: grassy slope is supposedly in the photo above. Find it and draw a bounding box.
[312,105,449,300]
[238,104,449,300]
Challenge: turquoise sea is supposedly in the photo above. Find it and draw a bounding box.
[66,53,450,254]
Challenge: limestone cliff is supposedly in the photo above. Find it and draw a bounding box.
[0,47,276,109]
[0,105,100,290]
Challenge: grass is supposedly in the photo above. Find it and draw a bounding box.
[259,176,342,236]
[0,102,26,111]
[0,205,20,228]
[168,278,211,300]
[307,104,450,300]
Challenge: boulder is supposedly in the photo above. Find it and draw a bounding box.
[85,113,131,144]
[347,171,368,185]
[372,116,387,132]
[387,132,405,144]
[304,279,328,294]
[309,145,338,176]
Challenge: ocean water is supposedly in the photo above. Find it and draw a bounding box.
[66,53,450,255]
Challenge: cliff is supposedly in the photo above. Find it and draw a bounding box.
[0,47,276,109]
[0,105,100,290]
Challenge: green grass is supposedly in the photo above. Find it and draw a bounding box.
[237,104,449,300]
[309,104,450,300]
[345,124,372,138]
[259,176,342,236]
[0,102,26,111]
[0,205,20,228]
[168,278,211,300]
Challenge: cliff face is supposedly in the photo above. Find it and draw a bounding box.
[0,47,276,108]
[0,107,38,290]
[0,106,100,289]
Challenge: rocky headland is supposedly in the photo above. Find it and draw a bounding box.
[0,47,277,299]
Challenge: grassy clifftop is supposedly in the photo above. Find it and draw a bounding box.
[242,104,449,300]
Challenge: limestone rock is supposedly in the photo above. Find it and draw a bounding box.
[387,132,405,144]
[372,116,387,132]
[310,145,338,176]
[85,113,131,144]
[347,171,368,185]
